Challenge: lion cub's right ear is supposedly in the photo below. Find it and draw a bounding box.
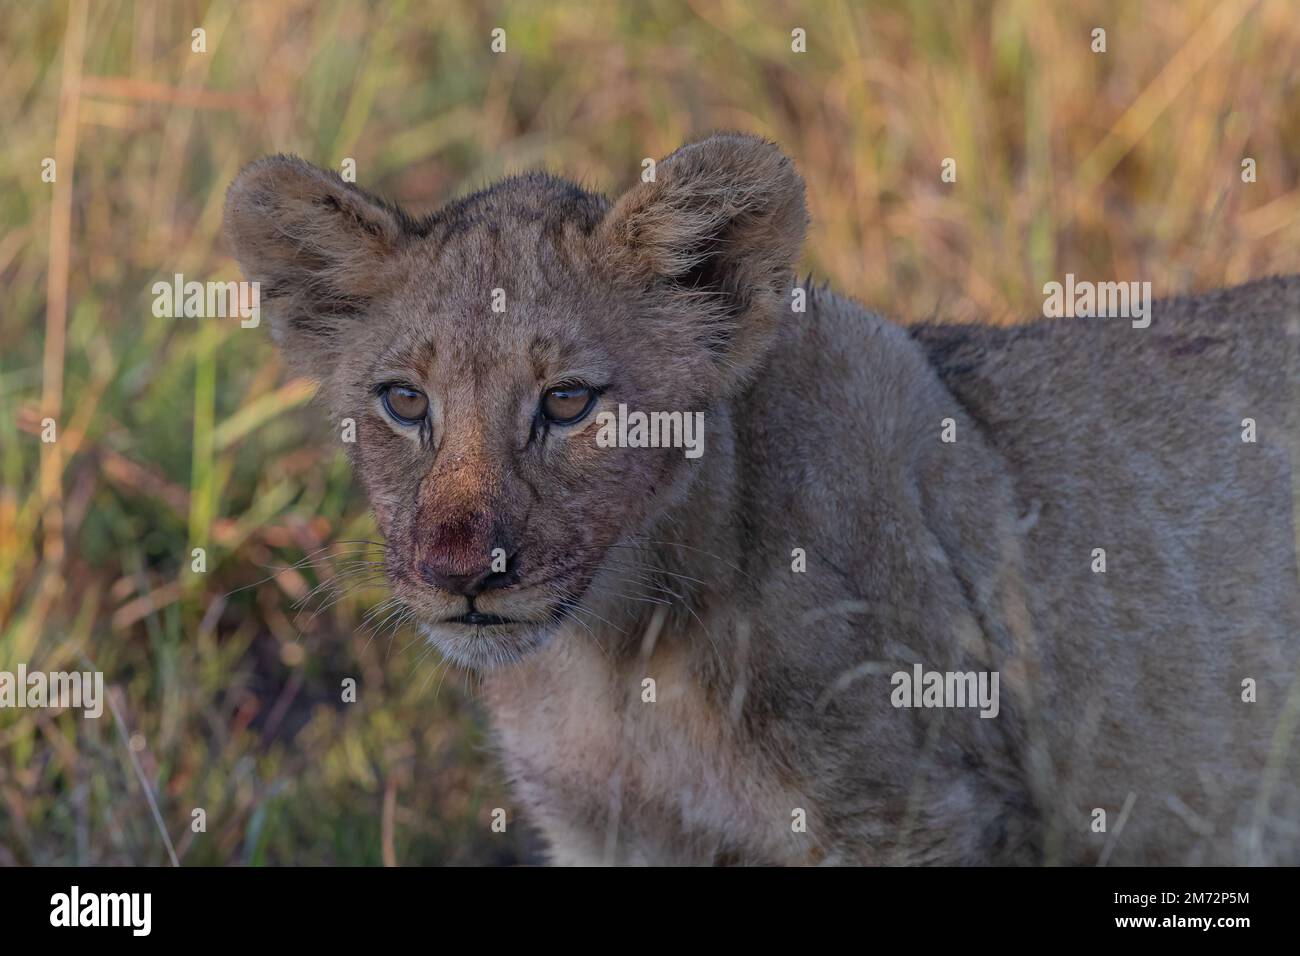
[596,133,807,394]
[223,155,418,379]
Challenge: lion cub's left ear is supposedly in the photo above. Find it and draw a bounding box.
[223,155,419,381]
[598,133,807,391]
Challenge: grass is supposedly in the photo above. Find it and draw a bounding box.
[1,0,1298,865]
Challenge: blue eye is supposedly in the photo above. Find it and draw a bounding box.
[382,385,429,425]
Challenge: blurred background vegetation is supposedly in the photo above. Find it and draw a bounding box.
[2,0,1298,865]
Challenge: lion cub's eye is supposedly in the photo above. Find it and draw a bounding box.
[381,385,429,425]
[541,383,596,425]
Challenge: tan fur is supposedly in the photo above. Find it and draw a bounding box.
[225,134,1300,865]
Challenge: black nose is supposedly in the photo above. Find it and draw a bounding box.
[417,551,518,596]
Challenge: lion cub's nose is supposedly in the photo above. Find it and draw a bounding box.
[418,558,516,596]
[416,513,517,596]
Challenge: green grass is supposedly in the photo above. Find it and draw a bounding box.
[1,0,1298,865]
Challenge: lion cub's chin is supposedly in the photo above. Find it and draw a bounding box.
[419,617,559,671]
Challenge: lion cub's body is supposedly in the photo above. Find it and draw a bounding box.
[226,135,1299,866]
[489,278,1300,865]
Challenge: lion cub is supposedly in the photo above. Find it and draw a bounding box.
[226,134,1300,865]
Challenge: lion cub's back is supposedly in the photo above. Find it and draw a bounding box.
[913,275,1300,862]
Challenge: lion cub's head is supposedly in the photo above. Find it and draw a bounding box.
[224,134,806,668]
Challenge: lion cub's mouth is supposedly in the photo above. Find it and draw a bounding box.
[444,611,517,627]
[420,601,563,670]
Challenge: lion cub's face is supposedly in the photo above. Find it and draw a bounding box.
[225,135,805,668]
